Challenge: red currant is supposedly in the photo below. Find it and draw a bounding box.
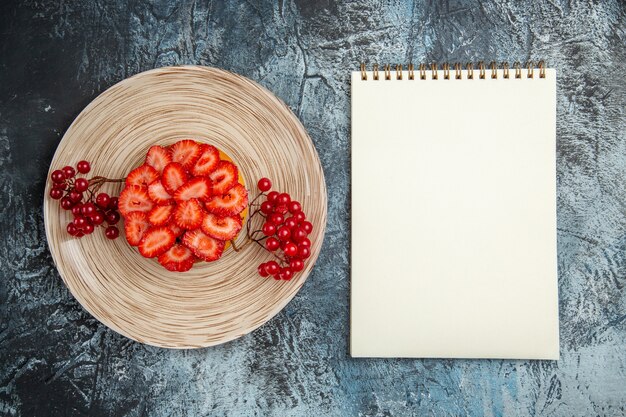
[90,211,105,225]
[277,226,291,241]
[262,222,276,236]
[105,226,119,239]
[274,204,288,214]
[265,261,279,275]
[77,160,91,174]
[299,238,311,248]
[68,190,82,202]
[74,178,89,192]
[267,191,279,203]
[83,222,95,234]
[66,222,78,236]
[283,242,298,257]
[290,258,304,272]
[260,201,274,214]
[281,267,294,280]
[292,227,307,242]
[71,204,83,216]
[60,197,74,210]
[268,213,284,225]
[62,166,76,178]
[51,170,66,183]
[301,221,313,234]
[49,188,63,200]
[74,216,87,228]
[277,193,290,205]
[294,212,305,223]
[284,217,298,229]
[75,231,85,238]
[288,201,301,214]
[265,237,280,251]
[53,182,68,191]
[95,193,110,208]
[257,263,270,277]
[105,211,120,225]
[82,202,97,216]
[108,197,118,210]
[257,177,272,192]
[298,246,311,259]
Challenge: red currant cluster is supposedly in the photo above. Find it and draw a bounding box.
[48,160,123,239]
[251,178,314,280]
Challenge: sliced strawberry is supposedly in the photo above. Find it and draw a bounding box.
[174,177,212,201]
[205,183,248,216]
[167,222,185,237]
[125,164,159,188]
[124,211,151,246]
[147,180,173,205]
[138,226,175,258]
[182,229,225,262]
[209,161,238,195]
[118,185,154,216]
[192,144,220,176]
[170,139,202,170]
[148,205,174,226]
[161,162,188,194]
[145,145,172,173]
[201,213,242,241]
[173,198,204,229]
[157,244,195,272]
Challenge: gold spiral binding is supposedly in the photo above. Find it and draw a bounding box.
[454,63,462,79]
[443,63,450,80]
[490,61,497,79]
[358,61,547,81]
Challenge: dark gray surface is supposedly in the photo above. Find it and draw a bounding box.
[1,1,625,416]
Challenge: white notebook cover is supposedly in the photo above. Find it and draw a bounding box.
[350,68,559,359]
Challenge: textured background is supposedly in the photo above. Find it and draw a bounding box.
[1,0,625,416]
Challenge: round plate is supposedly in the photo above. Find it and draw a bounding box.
[43,66,327,348]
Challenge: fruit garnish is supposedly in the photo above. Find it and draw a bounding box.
[47,160,124,240]
[125,164,159,187]
[158,244,195,272]
[170,139,202,169]
[192,144,220,176]
[209,160,238,195]
[182,229,225,262]
[174,177,212,201]
[173,199,204,229]
[147,180,173,205]
[205,183,248,216]
[145,145,172,173]
[161,162,188,194]
[148,205,174,226]
[124,211,151,246]
[138,227,176,258]
[118,185,154,216]
[201,213,243,241]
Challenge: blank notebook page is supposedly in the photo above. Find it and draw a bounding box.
[350,67,559,359]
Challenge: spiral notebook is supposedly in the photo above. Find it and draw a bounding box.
[351,62,559,359]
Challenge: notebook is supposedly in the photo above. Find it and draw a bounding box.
[350,62,559,359]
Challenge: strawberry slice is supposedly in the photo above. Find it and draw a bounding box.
[209,161,238,195]
[174,177,212,201]
[161,162,188,194]
[201,213,242,241]
[157,244,196,272]
[124,211,151,246]
[205,183,248,216]
[147,180,173,205]
[148,205,174,226]
[170,139,202,170]
[145,145,172,173]
[138,226,176,258]
[167,222,185,237]
[118,185,154,216]
[125,164,159,188]
[192,144,220,176]
[182,229,225,262]
[173,198,204,229]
